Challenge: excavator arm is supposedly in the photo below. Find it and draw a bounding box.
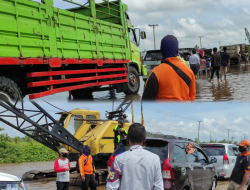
[0,100,83,156]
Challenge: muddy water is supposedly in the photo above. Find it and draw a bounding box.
[1,161,227,190]
[30,64,250,102]
[0,161,105,190]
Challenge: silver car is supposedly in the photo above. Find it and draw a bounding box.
[200,143,239,179]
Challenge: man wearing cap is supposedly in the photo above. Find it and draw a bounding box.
[113,120,128,149]
[54,148,71,190]
[106,123,163,190]
[228,140,250,190]
[78,145,97,190]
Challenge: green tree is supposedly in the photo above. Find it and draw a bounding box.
[13,137,20,144]
[0,127,4,131]
[194,45,199,49]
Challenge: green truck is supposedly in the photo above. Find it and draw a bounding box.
[0,0,146,100]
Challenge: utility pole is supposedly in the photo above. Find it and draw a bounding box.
[227,128,232,144]
[210,132,212,142]
[197,120,203,143]
[218,41,222,48]
[243,133,246,140]
[198,36,204,49]
[149,24,159,50]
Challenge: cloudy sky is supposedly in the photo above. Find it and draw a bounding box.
[0,100,249,143]
[34,0,250,50]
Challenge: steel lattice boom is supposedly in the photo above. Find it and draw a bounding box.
[0,100,83,154]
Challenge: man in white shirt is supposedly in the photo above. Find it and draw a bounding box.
[189,49,200,77]
[106,123,164,190]
[54,148,71,190]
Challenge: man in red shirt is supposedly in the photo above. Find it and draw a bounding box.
[54,148,71,190]
[142,35,196,101]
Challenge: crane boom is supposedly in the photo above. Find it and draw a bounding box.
[0,100,83,155]
[245,28,250,44]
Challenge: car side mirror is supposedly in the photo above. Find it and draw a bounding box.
[141,31,146,39]
[210,157,217,163]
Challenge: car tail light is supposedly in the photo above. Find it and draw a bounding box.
[223,153,229,164]
[141,57,144,65]
[107,155,114,168]
[162,158,175,179]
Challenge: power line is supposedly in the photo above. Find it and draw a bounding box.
[133,102,198,121]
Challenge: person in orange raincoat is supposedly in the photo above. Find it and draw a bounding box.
[78,145,97,190]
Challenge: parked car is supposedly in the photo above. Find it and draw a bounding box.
[107,136,218,190]
[142,50,189,82]
[200,143,239,179]
[0,172,27,190]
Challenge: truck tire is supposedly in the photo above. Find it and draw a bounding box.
[125,66,140,95]
[71,89,93,99]
[0,77,23,102]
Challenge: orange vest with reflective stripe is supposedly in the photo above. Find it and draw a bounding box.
[78,154,94,176]
[152,57,196,101]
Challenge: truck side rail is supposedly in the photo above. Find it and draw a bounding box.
[0,100,83,153]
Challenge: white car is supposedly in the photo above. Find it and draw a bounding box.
[0,172,27,190]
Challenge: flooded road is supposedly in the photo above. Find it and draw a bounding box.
[26,64,250,102]
[0,161,229,190]
[0,161,105,190]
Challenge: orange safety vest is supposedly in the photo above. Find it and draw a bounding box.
[152,57,196,101]
[78,154,95,177]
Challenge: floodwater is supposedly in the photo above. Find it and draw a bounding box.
[24,64,250,102]
[0,161,227,190]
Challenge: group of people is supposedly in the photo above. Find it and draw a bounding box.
[54,145,96,190]
[207,47,249,83]
[53,123,164,190]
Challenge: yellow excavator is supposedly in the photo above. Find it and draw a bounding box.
[57,103,134,163]
[0,99,144,185]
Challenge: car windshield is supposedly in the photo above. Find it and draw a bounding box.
[114,140,168,161]
[201,145,225,156]
[144,51,162,61]
[0,182,26,190]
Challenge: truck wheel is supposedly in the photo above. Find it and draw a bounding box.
[125,66,140,95]
[0,77,23,102]
[71,89,93,99]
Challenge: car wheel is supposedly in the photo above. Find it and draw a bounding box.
[0,77,23,103]
[209,178,217,190]
[124,66,140,95]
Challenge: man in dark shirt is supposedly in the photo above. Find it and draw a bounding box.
[220,47,230,81]
[209,47,221,83]
[239,49,246,65]
[228,140,250,190]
